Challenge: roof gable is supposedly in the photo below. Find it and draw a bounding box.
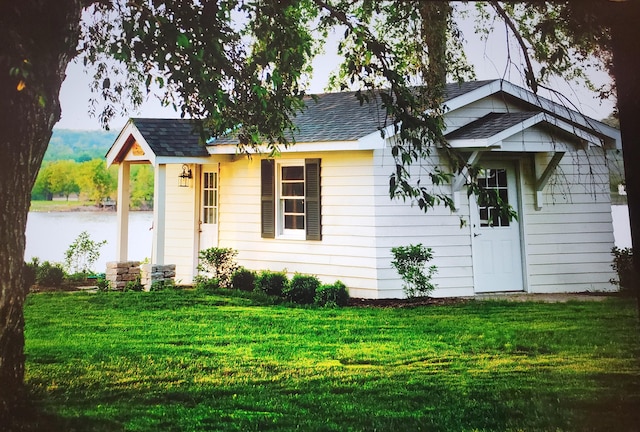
[444,80,621,149]
[445,111,603,151]
[106,118,209,167]
[130,118,208,157]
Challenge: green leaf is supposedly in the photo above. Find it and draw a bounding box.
[176,33,191,48]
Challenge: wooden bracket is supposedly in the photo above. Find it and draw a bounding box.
[451,151,481,209]
[534,151,565,210]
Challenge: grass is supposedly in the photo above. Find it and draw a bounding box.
[19,290,640,431]
[29,200,97,212]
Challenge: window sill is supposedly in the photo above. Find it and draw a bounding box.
[277,231,306,241]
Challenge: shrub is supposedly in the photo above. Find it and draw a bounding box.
[285,274,320,305]
[255,270,289,297]
[36,261,66,287]
[232,267,256,292]
[24,260,37,289]
[197,247,238,289]
[124,276,144,292]
[64,231,107,274]
[95,278,110,292]
[391,244,438,298]
[315,281,349,307]
[610,247,637,293]
[150,279,176,292]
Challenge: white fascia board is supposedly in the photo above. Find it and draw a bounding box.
[443,80,501,113]
[448,139,492,149]
[155,156,214,165]
[532,113,603,146]
[356,129,391,149]
[105,120,134,167]
[206,137,384,155]
[106,121,157,167]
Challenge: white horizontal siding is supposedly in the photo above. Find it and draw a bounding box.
[521,146,616,293]
[371,146,475,298]
[163,164,197,283]
[443,96,521,132]
[218,150,381,298]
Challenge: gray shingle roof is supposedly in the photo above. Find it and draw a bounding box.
[128,80,502,151]
[131,118,208,157]
[212,80,500,145]
[443,80,496,101]
[445,111,540,140]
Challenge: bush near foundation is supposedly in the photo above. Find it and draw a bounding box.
[315,281,349,307]
[232,267,257,292]
[255,270,289,297]
[197,247,238,289]
[610,247,638,293]
[285,274,320,305]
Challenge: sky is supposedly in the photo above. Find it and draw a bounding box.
[55,8,616,131]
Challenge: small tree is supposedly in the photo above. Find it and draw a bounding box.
[64,231,107,275]
[391,244,438,299]
[197,247,238,289]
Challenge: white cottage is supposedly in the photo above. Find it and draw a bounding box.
[106,79,622,298]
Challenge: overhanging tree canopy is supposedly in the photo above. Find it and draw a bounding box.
[2,0,638,424]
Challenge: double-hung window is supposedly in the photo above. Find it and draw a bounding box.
[280,163,305,234]
[261,158,321,240]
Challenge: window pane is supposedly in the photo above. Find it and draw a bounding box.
[285,199,304,213]
[487,169,497,187]
[282,182,304,196]
[499,188,508,205]
[497,169,507,187]
[285,215,305,229]
[282,166,304,180]
[479,207,489,227]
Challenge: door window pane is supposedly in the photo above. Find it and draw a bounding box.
[202,172,218,224]
[478,168,510,227]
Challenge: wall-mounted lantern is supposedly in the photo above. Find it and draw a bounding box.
[178,164,193,187]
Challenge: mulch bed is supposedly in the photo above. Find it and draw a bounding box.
[347,296,469,308]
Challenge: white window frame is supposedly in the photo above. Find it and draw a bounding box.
[202,170,218,225]
[277,159,305,239]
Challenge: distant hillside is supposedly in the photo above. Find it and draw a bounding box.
[44,129,118,162]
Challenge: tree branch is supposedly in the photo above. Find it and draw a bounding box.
[489,1,538,93]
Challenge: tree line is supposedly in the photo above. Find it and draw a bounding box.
[31,158,154,210]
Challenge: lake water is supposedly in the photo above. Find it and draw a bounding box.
[25,211,153,272]
[24,206,633,273]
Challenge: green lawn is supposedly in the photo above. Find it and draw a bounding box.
[21,290,640,431]
[29,200,97,212]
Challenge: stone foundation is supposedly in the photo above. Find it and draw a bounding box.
[105,261,141,290]
[141,263,176,291]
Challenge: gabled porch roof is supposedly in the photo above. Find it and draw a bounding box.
[106,118,209,168]
[444,111,602,151]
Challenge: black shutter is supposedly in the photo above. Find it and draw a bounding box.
[261,159,275,238]
[305,158,321,240]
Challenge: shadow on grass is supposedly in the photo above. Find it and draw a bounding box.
[15,369,640,432]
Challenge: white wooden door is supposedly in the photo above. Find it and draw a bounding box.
[471,163,524,293]
[199,165,219,250]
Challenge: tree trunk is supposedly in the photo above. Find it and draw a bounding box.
[420,1,451,109]
[608,2,640,311]
[0,1,84,424]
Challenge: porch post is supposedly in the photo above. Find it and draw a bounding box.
[152,163,167,265]
[116,161,130,261]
